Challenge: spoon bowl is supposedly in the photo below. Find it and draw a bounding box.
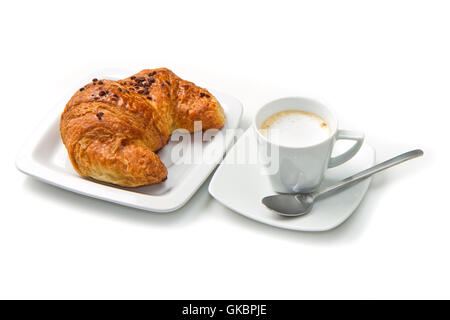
[262,193,315,216]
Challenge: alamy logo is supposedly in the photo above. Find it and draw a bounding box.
[169,121,280,174]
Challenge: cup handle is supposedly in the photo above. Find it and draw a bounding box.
[328,130,365,168]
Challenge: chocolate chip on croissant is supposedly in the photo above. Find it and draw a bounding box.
[60,68,226,187]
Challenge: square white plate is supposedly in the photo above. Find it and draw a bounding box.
[16,71,243,212]
[209,128,376,231]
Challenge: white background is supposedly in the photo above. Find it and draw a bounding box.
[1,0,448,299]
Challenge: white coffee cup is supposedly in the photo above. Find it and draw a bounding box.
[254,97,364,193]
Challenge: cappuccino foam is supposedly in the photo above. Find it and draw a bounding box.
[260,110,331,147]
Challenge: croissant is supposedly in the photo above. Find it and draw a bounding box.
[60,68,226,187]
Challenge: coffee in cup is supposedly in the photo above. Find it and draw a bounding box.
[259,110,331,148]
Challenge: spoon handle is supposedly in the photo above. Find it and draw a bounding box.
[315,149,424,198]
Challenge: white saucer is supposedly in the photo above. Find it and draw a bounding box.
[209,128,376,231]
[16,70,243,212]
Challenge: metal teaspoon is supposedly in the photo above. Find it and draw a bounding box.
[262,149,424,217]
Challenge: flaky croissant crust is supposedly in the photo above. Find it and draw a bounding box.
[60,68,226,187]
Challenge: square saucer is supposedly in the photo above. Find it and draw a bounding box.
[209,128,375,231]
[16,70,243,212]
